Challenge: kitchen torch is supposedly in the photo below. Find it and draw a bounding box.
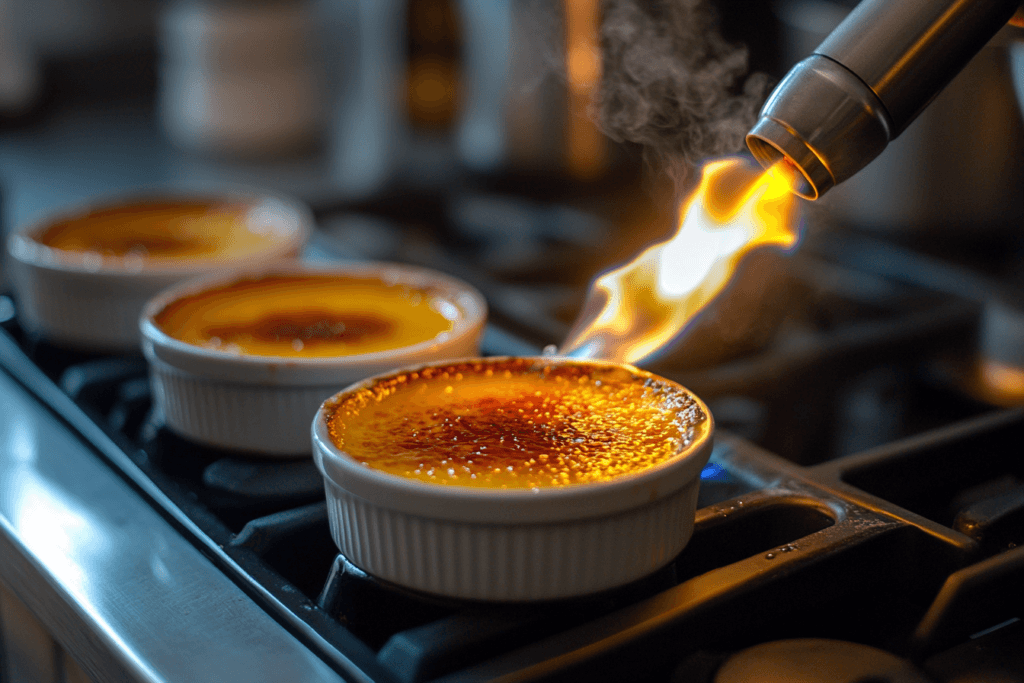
[746,0,1024,199]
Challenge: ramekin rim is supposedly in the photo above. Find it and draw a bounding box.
[6,189,312,276]
[139,261,489,372]
[311,356,714,521]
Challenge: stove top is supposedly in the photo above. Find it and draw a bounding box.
[1,196,1023,682]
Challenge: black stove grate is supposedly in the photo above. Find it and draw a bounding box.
[3,229,1024,682]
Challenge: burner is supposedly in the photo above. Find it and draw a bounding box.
[714,639,931,683]
[4,223,1024,682]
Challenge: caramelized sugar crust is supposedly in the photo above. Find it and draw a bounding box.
[35,200,284,261]
[154,274,459,357]
[326,358,708,489]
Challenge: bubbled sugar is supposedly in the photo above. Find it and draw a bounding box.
[325,358,708,489]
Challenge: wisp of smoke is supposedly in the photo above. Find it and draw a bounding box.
[596,0,767,188]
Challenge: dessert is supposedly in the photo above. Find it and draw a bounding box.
[312,357,714,600]
[7,193,310,351]
[325,357,708,488]
[140,264,487,456]
[26,198,304,268]
[152,273,460,358]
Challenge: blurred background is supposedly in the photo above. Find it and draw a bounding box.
[2,0,1024,374]
[0,0,1021,232]
[2,0,1023,226]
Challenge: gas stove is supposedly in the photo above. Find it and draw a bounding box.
[2,190,1024,683]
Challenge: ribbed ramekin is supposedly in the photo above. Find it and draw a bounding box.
[312,357,714,601]
[6,191,311,352]
[141,263,487,457]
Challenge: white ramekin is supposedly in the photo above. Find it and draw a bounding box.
[312,357,714,602]
[6,192,312,352]
[141,263,488,457]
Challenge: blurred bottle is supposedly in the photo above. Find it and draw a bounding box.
[467,0,610,180]
[456,0,510,172]
[328,0,407,195]
[329,0,496,195]
[406,0,462,131]
[562,0,608,180]
[158,0,324,159]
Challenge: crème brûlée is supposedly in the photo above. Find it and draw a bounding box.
[33,200,289,262]
[325,358,709,489]
[153,273,463,358]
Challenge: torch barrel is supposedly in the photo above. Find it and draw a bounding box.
[746,0,1021,200]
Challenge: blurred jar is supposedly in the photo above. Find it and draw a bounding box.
[158,0,324,159]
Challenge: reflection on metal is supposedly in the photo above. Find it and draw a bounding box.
[0,582,59,683]
[0,369,346,682]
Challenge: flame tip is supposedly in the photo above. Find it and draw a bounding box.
[564,157,801,364]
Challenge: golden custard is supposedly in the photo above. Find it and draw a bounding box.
[326,358,709,489]
[35,200,286,262]
[154,274,461,358]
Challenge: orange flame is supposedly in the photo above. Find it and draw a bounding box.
[559,157,801,364]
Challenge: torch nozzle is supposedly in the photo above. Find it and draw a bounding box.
[746,0,1020,200]
[745,55,893,201]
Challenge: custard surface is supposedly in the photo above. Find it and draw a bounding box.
[35,200,288,262]
[326,358,708,489]
[155,274,460,357]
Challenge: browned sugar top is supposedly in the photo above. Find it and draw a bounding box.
[34,200,284,261]
[325,358,708,489]
[154,274,458,358]
[204,311,394,346]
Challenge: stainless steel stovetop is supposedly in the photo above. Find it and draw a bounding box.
[3,195,1024,682]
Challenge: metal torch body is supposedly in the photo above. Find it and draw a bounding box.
[747,0,1021,199]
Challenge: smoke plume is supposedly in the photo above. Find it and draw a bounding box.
[595,0,768,188]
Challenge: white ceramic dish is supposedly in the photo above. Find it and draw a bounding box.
[6,192,311,352]
[312,356,714,602]
[141,263,488,457]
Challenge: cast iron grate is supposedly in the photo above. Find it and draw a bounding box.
[2,231,1024,681]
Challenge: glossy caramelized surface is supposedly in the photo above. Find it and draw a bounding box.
[154,274,460,358]
[35,200,287,261]
[326,358,709,489]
